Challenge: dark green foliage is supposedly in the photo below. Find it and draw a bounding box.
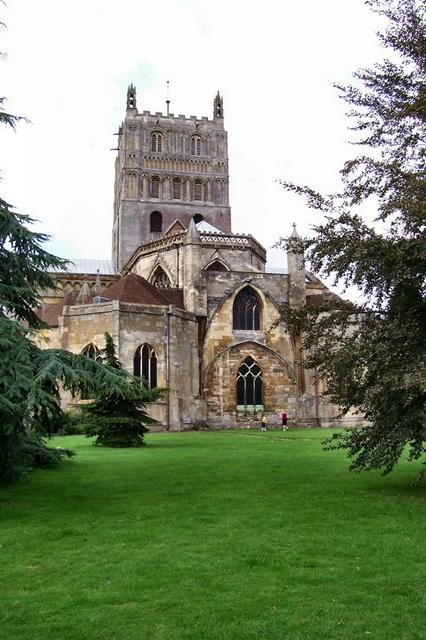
[0,209,136,479]
[80,333,162,447]
[278,0,426,476]
[0,201,68,328]
[98,331,122,369]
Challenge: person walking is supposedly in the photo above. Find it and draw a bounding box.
[260,415,267,431]
[280,409,288,431]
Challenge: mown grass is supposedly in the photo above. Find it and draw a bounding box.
[1,428,425,640]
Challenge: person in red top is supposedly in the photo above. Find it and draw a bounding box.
[280,409,288,431]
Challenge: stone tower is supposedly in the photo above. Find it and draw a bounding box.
[112,85,232,271]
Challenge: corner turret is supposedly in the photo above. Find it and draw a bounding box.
[213,91,224,119]
[127,84,137,111]
[287,223,306,308]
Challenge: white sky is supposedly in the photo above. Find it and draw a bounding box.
[1,0,384,270]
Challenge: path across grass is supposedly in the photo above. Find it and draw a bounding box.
[1,429,425,640]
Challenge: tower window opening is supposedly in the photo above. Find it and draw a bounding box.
[151,132,163,152]
[172,178,182,200]
[233,286,261,330]
[150,210,162,232]
[134,344,157,389]
[191,135,202,156]
[150,176,160,198]
[194,179,203,201]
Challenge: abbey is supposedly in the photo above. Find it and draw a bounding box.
[39,85,346,430]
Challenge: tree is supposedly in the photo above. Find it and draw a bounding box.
[80,333,162,448]
[0,138,136,479]
[278,0,426,477]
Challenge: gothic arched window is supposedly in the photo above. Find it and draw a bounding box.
[205,260,227,272]
[150,210,162,232]
[151,267,171,288]
[134,344,157,389]
[81,343,100,360]
[150,176,160,198]
[191,135,202,156]
[236,356,263,408]
[80,343,100,399]
[194,179,203,201]
[172,177,182,200]
[193,213,204,224]
[151,132,163,152]
[233,286,261,330]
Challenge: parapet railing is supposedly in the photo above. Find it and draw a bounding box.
[122,231,266,273]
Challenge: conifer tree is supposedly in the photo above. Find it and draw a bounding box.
[0,107,133,480]
[278,0,426,477]
[81,333,162,447]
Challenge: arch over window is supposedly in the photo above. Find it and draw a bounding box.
[134,344,157,389]
[236,356,263,408]
[194,179,203,201]
[191,135,202,156]
[205,260,227,272]
[193,213,204,224]
[151,131,163,152]
[233,286,261,330]
[81,343,99,360]
[172,177,182,200]
[150,176,160,198]
[151,266,171,288]
[150,210,162,232]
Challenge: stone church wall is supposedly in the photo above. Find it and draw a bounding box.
[203,342,296,426]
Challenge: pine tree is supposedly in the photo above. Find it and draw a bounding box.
[80,333,162,447]
[278,0,426,477]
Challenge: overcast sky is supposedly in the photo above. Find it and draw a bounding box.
[1,0,384,270]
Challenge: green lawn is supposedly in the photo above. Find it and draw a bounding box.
[1,429,425,640]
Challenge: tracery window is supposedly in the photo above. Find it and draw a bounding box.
[134,344,157,389]
[81,343,100,360]
[232,286,261,330]
[151,132,163,152]
[172,177,182,200]
[80,343,100,399]
[150,210,162,232]
[194,179,203,201]
[191,135,202,156]
[236,356,263,408]
[151,267,171,288]
[150,176,160,198]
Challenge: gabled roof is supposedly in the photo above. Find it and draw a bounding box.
[101,272,184,308]
[163,219,186,237]
[38,274,185,327]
